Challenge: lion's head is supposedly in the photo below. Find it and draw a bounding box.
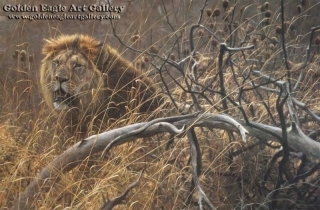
[40,34,107,112]
[40,34,164,132]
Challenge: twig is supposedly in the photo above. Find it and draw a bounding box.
[187,128,215,210]
[293,25,320,92]
[218,43,254,111]
[280,0,290,72]
[292,98,320,125]
[100,170,144,210]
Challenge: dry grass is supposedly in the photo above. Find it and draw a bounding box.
[1,0,320,209]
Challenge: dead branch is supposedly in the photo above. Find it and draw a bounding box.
[10,116,189,210]
[100,112,198,158]
[11,111,320,209]
[99,170,143,210]
[187,128,216,210]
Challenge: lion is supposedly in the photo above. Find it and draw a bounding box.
[40,34,164,136]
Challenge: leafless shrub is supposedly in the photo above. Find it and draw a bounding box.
[2,0,320,209]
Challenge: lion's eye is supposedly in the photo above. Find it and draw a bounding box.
[74,63,84,74]
[52,60,59,69]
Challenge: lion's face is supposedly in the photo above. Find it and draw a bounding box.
[40,34,160,126]
[45,49,103,111]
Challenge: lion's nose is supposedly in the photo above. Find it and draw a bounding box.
[55,74,69,83]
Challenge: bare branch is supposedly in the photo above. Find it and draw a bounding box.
[218,43,254,111]
[99,170,143,210]
[187,128,216,210]
[293,25,320,92]
[11,119,188,210]
[11,110,320,209]
[292,93,320,126]
[101,112,198,158]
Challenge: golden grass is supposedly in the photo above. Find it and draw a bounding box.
[1,0,320,209]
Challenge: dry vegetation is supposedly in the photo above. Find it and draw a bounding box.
[1,0,320,209]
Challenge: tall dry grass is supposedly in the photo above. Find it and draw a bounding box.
[1,0,320,209]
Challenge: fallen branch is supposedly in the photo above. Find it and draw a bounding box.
[11,112,320,209]
[11,119,185,210]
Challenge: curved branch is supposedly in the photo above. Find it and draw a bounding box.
[174,113,320,158]
[11,121,186,210]
[11,113,320,209]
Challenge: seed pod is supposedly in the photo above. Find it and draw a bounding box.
[258,5,265,12]
[297,5,302,13]
[289,24,295,32]
[170,53,176,61]
[252,37,258,45]
[142,56,149,62]
[131,34,140,42]
[265,53,270,60]
[29,54,34,62]
[211,39,218,47]
[271,37,278,44]
[275,26,282,35]
[222,0,229,9]
[20,50,26,61]
[198,29,205,37]
[269,43,275,51]
[135,60,141,68]
[265,10,272,18]
[240,6,245,13]
[213,8,221,17]
[233,21,239,28]
[246,24,254,34]
[206,9,212,17]
[264,19,270,26]
[13,50,19,59]
[140,60,146,69]
[150,45,160,54]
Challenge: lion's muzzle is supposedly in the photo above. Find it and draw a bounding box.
[53,89,75,110]
[53,73,75,110]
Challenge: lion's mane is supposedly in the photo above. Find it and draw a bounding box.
[40,34,162,134]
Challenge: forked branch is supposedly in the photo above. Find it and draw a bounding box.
[11,112,320,210]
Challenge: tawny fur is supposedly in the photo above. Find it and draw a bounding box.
[40,34,163,135]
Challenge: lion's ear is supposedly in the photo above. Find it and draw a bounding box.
[95,43,109,71]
